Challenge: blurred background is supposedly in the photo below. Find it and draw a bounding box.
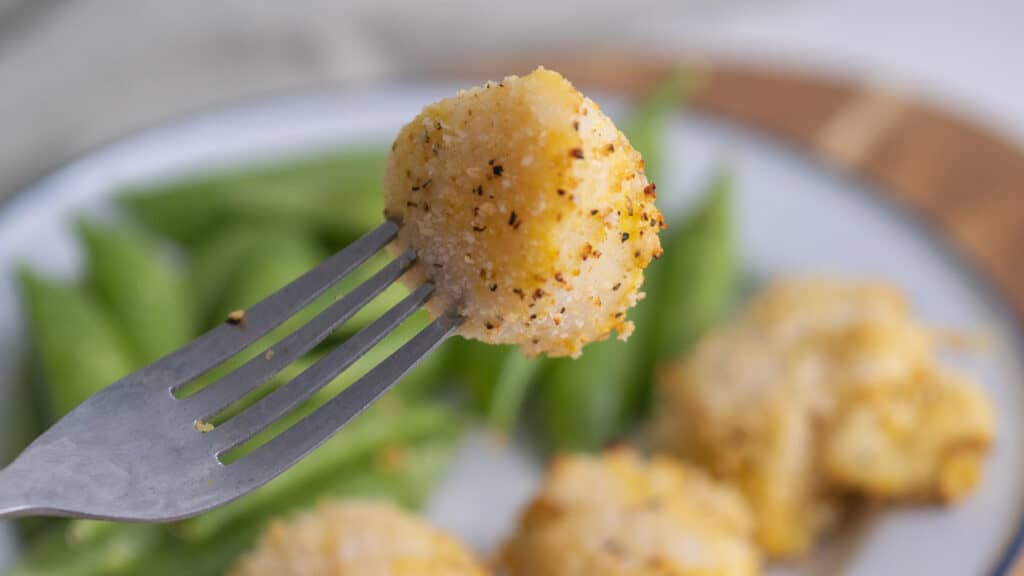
[2,0,1024,198]
[2,2,1024,575]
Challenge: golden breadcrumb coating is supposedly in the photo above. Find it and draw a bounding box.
[498,449,760,576]
[229,501,487,576]
[655,278,995,558]
[824,369,994,501]
[383,67,664,357]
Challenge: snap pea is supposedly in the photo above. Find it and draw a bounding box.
[17,270,134,417]
[186,225,265,325]
[4,354,45,465]
[322,252,411,342]
[214,231,328,322]
[118,147,388,246]
[77,221,195,366]
[614,168,736,420]
[446,338,543,431]
[213,312,443,451]
[54,415,460,576]
[132,526,261,576]
[447,339,518,414]
[622,70,697,185]
[6,357,64,543]
[650,168,735,360]
[483,347,544,433]
[169,231,327,399]
[65,519,117,549]
[3,528,69,576]
[541,176,734,452]
[135,434,458,576]
[299,428,461,511]
[218,430,460,555]
[178,399,460,541]
[537,74,697,452]
[343,311,447,401]
[540,334,641,453]
[6,523,162,576]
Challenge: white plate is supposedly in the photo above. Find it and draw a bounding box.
[1,84,1022,575]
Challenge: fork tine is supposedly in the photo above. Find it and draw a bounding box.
[209,282,436,456]
[183,249,417,420]
[226,312,460,477]
[145,221,398,394]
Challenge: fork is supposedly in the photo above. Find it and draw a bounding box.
[0,220,460,522]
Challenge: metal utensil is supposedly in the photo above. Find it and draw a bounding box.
[0,221,459,522]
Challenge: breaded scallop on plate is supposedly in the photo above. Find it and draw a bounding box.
[655,278,995,558]
[229,501,487,576]
[384,67,664,358]
[498,449,760,576]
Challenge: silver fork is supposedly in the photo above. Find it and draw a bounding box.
[0,221,460,522]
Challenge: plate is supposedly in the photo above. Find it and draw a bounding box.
[1,83,1021,575]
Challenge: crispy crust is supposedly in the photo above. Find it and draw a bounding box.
[655,278,995,557]
[229,501,486,576]
[498,449,760,576]
[383,67,663,357]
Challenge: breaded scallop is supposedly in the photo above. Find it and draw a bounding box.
[498,449,760,576]
[383,67,664,357]
[229,501,486,576]
[824,369,994,501]
[655,278,995,557]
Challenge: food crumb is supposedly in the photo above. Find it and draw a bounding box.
[226,309,247,327]
[374,444,409,473]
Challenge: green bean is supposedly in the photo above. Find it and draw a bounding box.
[622,70,697,184]
[17,270,134,417]
[118,147,388,246]
[178,400,460,541]
[77,221,195,366]
[650,168,735,360]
